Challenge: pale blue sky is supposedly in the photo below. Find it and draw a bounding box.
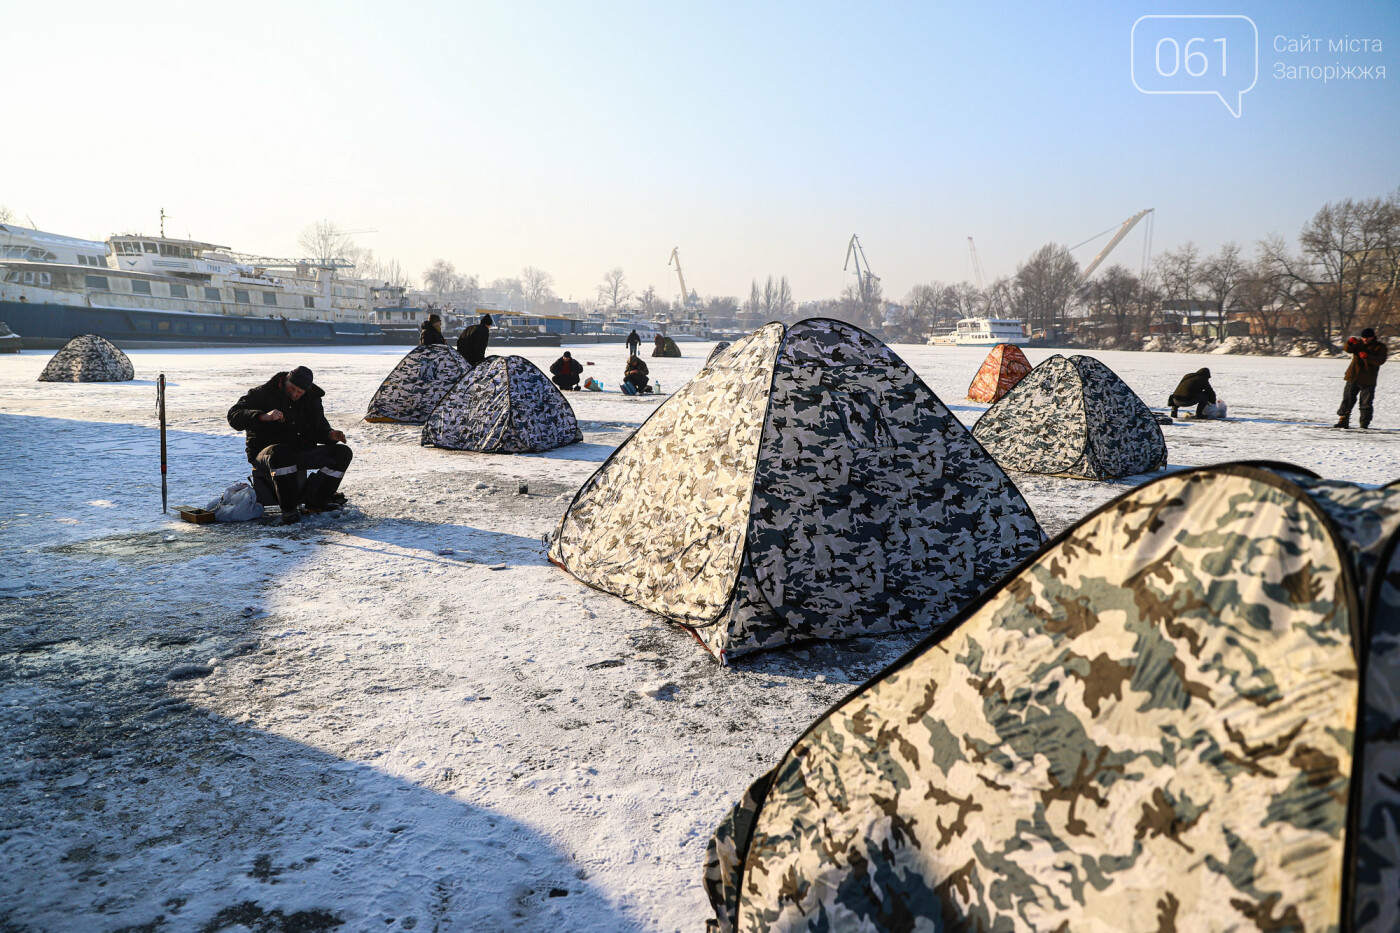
[4,0,1396,304]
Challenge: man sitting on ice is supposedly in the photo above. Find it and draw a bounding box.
[227,366,352,525]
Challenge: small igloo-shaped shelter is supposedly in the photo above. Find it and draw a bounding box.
[38,335,133,382]
[421,355,581,453]
[549,318,1045,660]
[966,342,1032,403]
[652,336,682,357]
[364,344,470,424]
[973,353,1166,479]
[705,462,1400,933]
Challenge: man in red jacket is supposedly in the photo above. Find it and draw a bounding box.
[1335,327,1388,429]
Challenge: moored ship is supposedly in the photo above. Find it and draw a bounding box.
[0,222,383,349]
[952,317,1029,347]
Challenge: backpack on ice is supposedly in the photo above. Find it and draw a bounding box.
[421,355,582,453]
[973,353,1166,479]
[549,318,1044,660]
[39,335,134,382]
[706,462,1400,932]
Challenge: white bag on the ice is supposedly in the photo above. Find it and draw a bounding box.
[206,482,265,522]
[1203,399,1227,419]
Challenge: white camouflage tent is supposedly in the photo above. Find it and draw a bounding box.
[972,353,1166,479]
[549,318,1045,661]
[38,335,134,382]
[364,345,470,424]
[421,355,582,453]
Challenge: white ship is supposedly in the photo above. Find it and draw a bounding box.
[0,222,383,348]
[952,317,1028,347]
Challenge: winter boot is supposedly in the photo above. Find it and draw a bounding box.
[1170,406,1179,418]
[301,470,343,509]
[1333,417,1350,428]
[272,468,301,512]
[280,510,301,525]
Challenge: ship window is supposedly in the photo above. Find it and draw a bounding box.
[91,256,104,266]
[39,273,50,286]
[143,243,157,253]
[237,323,252,334]
[21,272,34,285]
[234,289,250,304]
[157,320,170,331]
[169,283,187,299]
[135,319,151,332]
[76,255,88,266]
[131,280,152,295]
[262,291,278,306]
[204,287,221,301]
[85,275,109,290]
[304,296,315,309]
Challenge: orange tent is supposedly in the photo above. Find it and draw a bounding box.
[966,343,1032,403]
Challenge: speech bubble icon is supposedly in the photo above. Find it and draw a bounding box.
[1131,15,1258,117]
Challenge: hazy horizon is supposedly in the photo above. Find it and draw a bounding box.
[5,0,1397,304]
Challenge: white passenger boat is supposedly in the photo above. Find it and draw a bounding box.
[953,317,1028,347]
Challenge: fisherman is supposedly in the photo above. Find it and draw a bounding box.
[622,355,651,395]
[227,366,352,525]
[457,313,493,365]
[1168,367,1217,419]
[419,313,446,346]
[626,329,641,356]
[550,351,583,391]
[1335,327,1388,429]
[652,333,666,356]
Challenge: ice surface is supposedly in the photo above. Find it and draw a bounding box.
[1,340,1397,931]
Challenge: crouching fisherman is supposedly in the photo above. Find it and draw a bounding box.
[227,366,352,525]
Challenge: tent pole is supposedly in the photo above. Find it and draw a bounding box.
[158,374,167,513]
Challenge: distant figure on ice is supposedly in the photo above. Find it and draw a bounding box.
[622,355,651,395]
[419,313,445,346]
[653,334,666,356]
[457,313,493,365]
[1336,327,1388,429]
[1168,367,1217,419]
[626,329,641,356]
[228,366,352,525]
[550,351,583,391]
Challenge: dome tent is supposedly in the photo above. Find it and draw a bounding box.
[38,335,134,382]
[973,353,1166,479]
[364,344,470,424]
[704,341,731,366]
[549,318,1044,661]
[652,336,682,357]
[966,342,1032,403]
[421,355,581,453]
[705,462,1400,933]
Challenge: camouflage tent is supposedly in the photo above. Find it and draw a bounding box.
[364,344,470,424]
[653,336,682,357]
[549,318,1044,661]
[973,353,1166,479]
[421,355,582,453]
[705,341,731,366]
[966,342,1032,404]
[705,461,1400,933]
[38,334,133,382]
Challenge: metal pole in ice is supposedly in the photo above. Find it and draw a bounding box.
[157,373,168,512]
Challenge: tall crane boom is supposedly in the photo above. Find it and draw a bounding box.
[967,236,985,289]
[1075,209,1154,286]
[668,247,692,307]
[844,234,880,305]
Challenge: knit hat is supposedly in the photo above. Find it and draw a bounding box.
[1362,327,1376,339]
[288,366,316,391]
[481,313,494,326]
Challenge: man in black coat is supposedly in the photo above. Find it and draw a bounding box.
[227,366,352,524]
[549,351,583,390]
[626,329,641,356]
[457,313,493,364]
[1336,327,1388,428]
[1168,367,1216,418]
[419,313,445,346]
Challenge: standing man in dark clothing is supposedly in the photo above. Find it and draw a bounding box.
[227,366,352,525]
[419,313,445,346]
[1168,367,1217,418]
[457,313,493,365]
[1336,327,1388,428]
[549,351,583,390]
[626,329,641,357]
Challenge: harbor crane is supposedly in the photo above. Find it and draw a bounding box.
[844,234,881,307]
[967,236,986,289]
[668,247,699,308]
[1072,209,1155,286]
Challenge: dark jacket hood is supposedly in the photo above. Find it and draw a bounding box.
[266,371,326,400]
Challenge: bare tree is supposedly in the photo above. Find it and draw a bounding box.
[903,283,943,336]
[423,259,460,298]
[520,266,555,313]
[596,268,631,311]
[0,205,13,224]
[1013,245,1079,338]
[1082,265,1143,347]
[457,274,482,310]
[638,285,666,318]
[378,258,411,289]
[1155,242,1203,335]
[299,220,354,264]
[1201,242,1246,341]
[703,295,741,328]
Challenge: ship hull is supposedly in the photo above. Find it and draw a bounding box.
[0,300,383,350]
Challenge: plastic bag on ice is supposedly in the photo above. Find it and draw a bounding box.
[206,482,265,522]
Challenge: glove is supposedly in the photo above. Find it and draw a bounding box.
[1360,352,1368,359]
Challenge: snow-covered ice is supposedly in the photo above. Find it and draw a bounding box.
[1,341,1398,931]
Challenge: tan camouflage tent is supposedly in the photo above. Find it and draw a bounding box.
[706,461,1400,932]
[973,353,1166,479]
[549,318,1044,661]
[38,334,134,382]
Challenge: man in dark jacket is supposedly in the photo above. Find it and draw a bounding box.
[626,330,641,356]
[457,313,492,364]
[622,355,650,395]
[419,313,445,346]
[549,351,583,390]
[1336,327,1388,428]
[227,366,352,524]
[1168,367,1217,418]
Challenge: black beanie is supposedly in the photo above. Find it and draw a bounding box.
[288,366,315,390]
[1362,327,1376,339]
[481,313,494,326]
